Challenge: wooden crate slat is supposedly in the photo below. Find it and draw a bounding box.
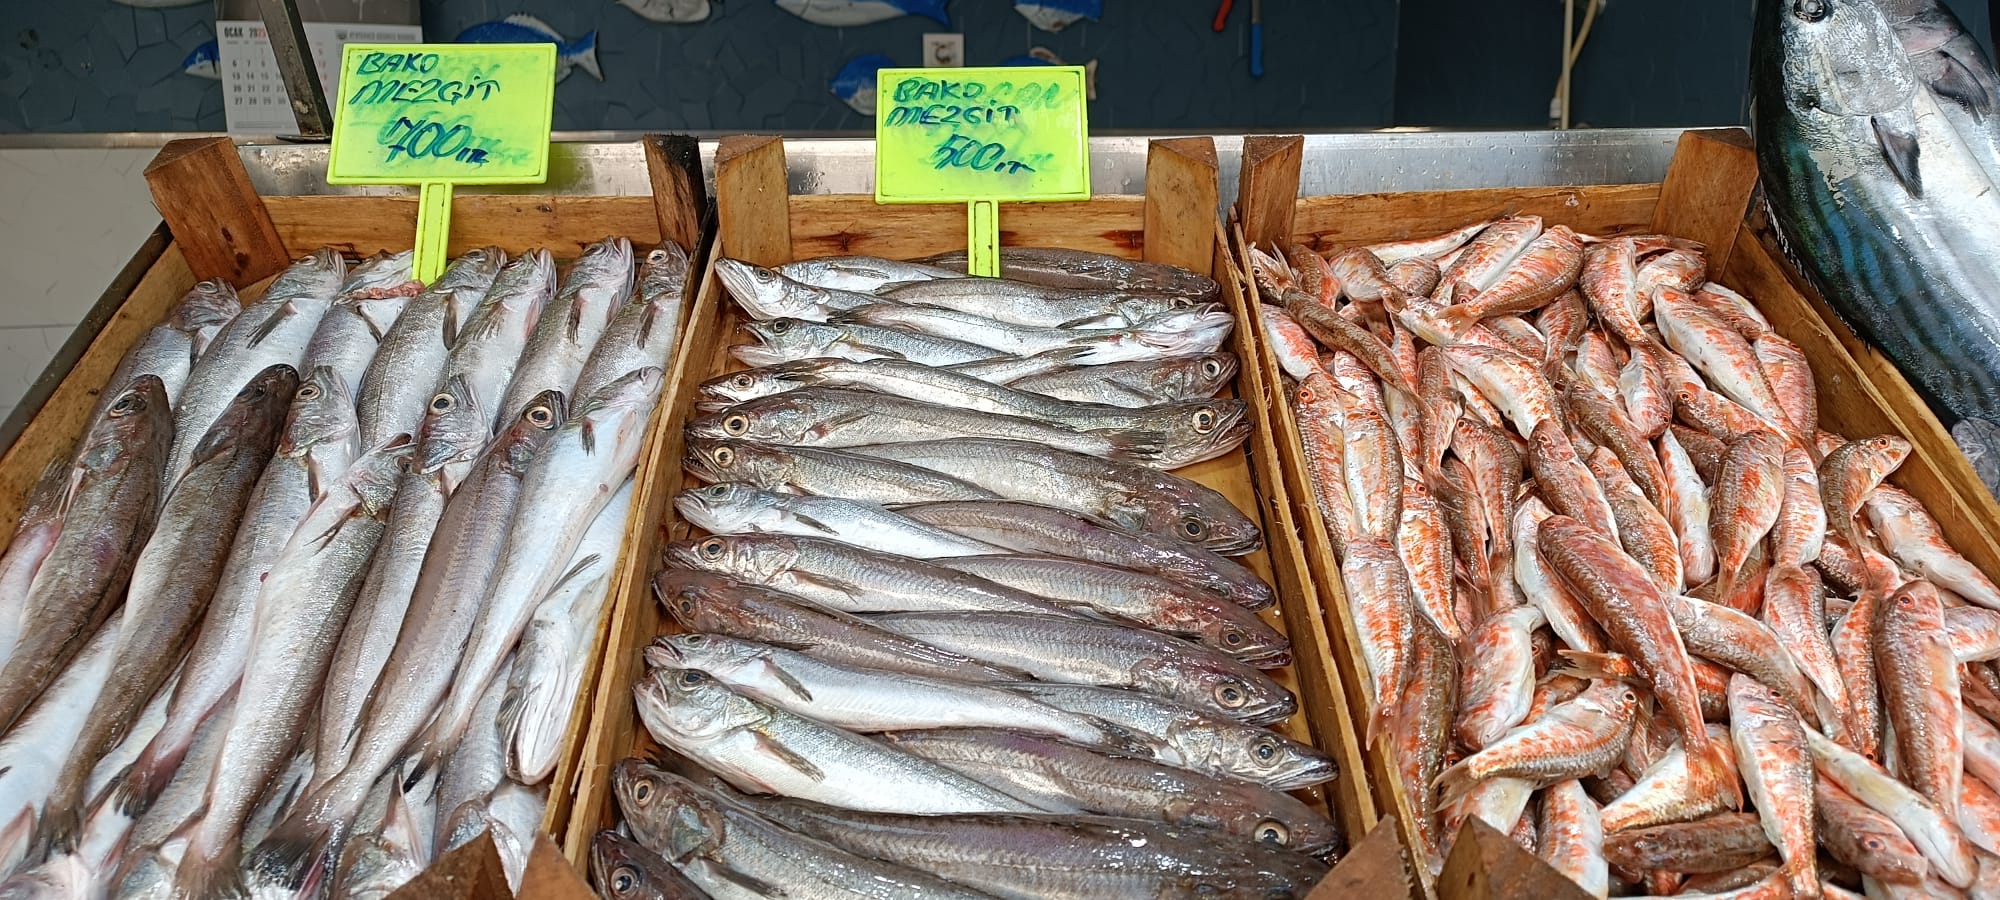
[144,137,291,286]
[1143,137,1221,277]
[261,195,665,258]
[1236,135,1304,251]
[1649,128,1759,277]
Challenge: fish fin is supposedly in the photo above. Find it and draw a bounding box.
[708,861,787,897]
[834,335,906,361]
[246,304,294,348]
[241,813,344,899]
[581,417,598,454]
[439,305,460,351]
[1101,429,1165,462]
[1057,314,1125,329]
[30,780,83,859]
[785,570,863,598]
[569,30,603,81]
[805,409,872,441]
[637,300,662,350]
[1935,50,1996,118]
[761,660,815,702]
[1871,114,1924,197]
[788,511,835,534]
[752,730,825,781]
[177,842,252,900]
[1556,650,1641,683]
[1433,758,1476,806]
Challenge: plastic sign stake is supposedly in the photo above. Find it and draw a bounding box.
[874,66,1091,277]
[327,43,558,282]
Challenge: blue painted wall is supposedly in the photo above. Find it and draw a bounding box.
[0,0,1397,132]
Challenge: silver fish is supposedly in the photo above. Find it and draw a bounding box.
[0,377,170,736]
[634,669,1042,814]
[894,500,1275,609]
[35,364,294,855]
[688,388,1160,462]
[839,303,1234,365]
[172,435,404,900]
[665,533,1075,616]
[777,255,962,293]
[675,482,1003,558]
[0,621,120,875]
[648,633,1123,745]
[1004,682,1335,789]
[876,277,1192,329]
[167,249,343,483]
[1005,353,1239,407]
[435,657,513,858]
[683,437,998,504]
[501,477,630,783]
[445,248,555,434]
[848,438,1261,552]
[164,278,243,359]
[86,325,192,431]
[0,462,70,667]
[574,241,689,402]
[717,258,885,322]
[915,247,1221,299]
[733,317,1006,368]
[868,611,1296,725]
[495,237,630,426]
[654,568,1025,683]
[331,780,428,900]
[355,248,504,448]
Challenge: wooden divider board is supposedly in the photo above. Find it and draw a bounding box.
[1230,126,2000,898]
[566,138,1391,885]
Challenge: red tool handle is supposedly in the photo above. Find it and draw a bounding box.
[1212,0,1235,32]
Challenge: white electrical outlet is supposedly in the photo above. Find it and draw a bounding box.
[923,33,964,67]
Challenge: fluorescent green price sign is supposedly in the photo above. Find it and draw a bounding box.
[874,66,1090,276]
[328,43,557,282]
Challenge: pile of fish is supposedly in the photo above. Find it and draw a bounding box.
[596,248,1344,899]
[0,237,683,899]
[1254,215,2000,898]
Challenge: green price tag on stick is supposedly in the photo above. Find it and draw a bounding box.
[874,66,1091,276]
[328,43,557,282]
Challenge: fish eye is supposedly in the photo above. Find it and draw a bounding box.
[1621,690,1638,705]
[1864,838,1884,851]
[731,374,755,389]
[429,393,455,413]
[1254,740,1277,761]
[678,670,707,687]
[700,537,726,559]
[678,597,695,613]
[723,414,751,436]
[297,384,322,401]
[1793,0,1829,21]
[1192,408,1219,433]
[632,780,654,803]
[111,393,143,415]
[1214,682,1246,708]
[1296,387,1316,404]
[1201,358,1222,377]
[685,634,708,645]
[1182,517,1208,538]
[770,320,792,334]
[708,485,731,498]
[1172,298,1195,309]
[1224,630,1244,646]
[1253,819,1291,845]
[527,404,557,427]
[396,456,415,474]
[611,869,636,894]
[712,445,736,466]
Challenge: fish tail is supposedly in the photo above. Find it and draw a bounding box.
[1432,302,1478,337]
[30,794,82,861]
[240,814,342,900]
[567,31,603,81]
[1554,649,1638,683]
[1688,741,1744,812]
[175,844,250,900]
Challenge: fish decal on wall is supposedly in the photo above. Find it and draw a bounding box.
[776,0,950,27]
[1015,0,1099,32]
[831,52,897,115]
[456,14,603,81]
[617,0,715,23]
[1000,46,1096,99]
[182,39,220,79]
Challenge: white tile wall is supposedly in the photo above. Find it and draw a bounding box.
[0,148,164,415]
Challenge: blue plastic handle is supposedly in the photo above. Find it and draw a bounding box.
[1249,23,1264,78]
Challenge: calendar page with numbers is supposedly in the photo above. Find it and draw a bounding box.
[218,20,423,136]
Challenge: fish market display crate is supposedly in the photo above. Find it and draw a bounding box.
[0,134,707,891]
[566,133,1408,887]
[1231,128,2000,897]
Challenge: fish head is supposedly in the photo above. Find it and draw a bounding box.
[281,367,360,457]
[733,319,846,367]
[685,393,811,446]
[264,248,349,303]
[653,568,757,629]
[665,534,794,585]
[1761,0,1925,122]
[1172,657,1296,726]
[415,376,488,475]
[673,482,777,534]
[682,436,782,486]
[563,238,637,324]
[639,242,692,301]
[1233,731,1339,792]
[337,250,421,301]
[610,761,724,858]
[648,632,763,675]
[484,249,558,318]
[568,367,664,452]
[590,830,677,900]
[190,364,300,465]
[494,389,570,472]
[436,247,509,295]
[643,668,764,739]
[1152,399,1252,468]
[1110,294,1196,326]
[80,374,172,473]
[698,361,821,408]
[716,259,821,320]
[1155,352,1239,399]
[166,279,242,339]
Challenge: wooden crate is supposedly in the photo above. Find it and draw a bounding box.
[0,135,706,885]
[564,134,1401,886]
[1231,128,2000,898]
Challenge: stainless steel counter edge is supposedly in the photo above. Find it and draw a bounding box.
[224,129,1698,202]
